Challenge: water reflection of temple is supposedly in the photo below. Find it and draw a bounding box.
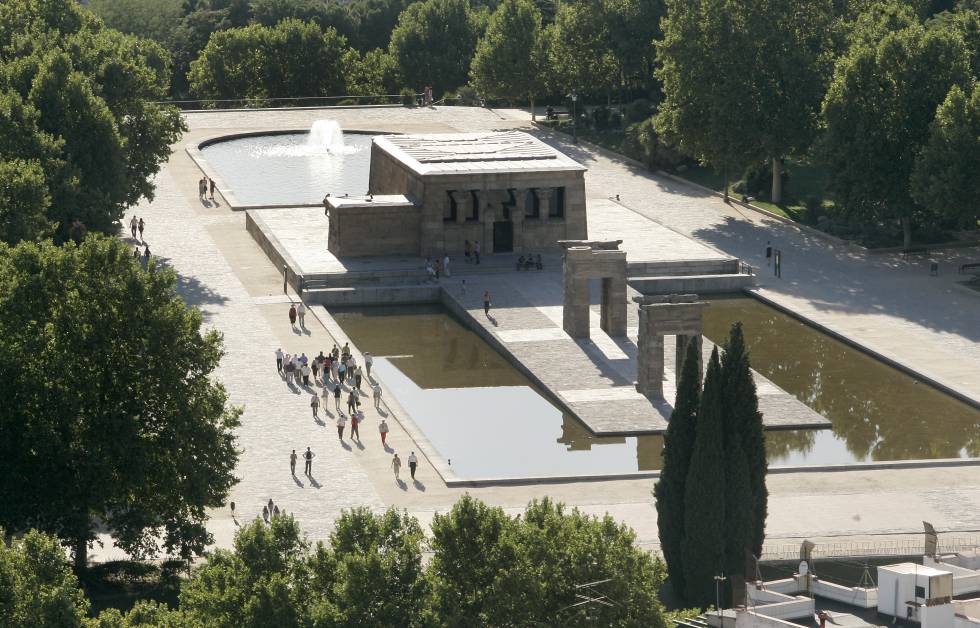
[557,416,665,471]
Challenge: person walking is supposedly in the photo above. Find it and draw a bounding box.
[275,347,284,373]
[379,419,389,447]
[333,382,342,413]
[142,246,151,269]
[464,240,472,263]
[330,357,339,383]
[198,177,206,200]
[209,178,216,201]
[765,241,772,267]
[129,216,138,239]
[321,382,330,411]
[354,366,362,392]
[347,390,359,414]
[350,411,360,440]
[408,452,418,480]
[391,453,402,481]
[336,413,346,440]
[297,302,307,328]
[337,360,346,384]
[364,352,373,379]
[474,240,481,264]
[311,359,319,383]
[290,449,297,475]
[483,291,491,316]
[288,304,297,327]
[310,392,319,418]
[138,218,145,240]
[443,254,451,277]
[133,246,141,261]
[373,384,382,409]
[303,447,315,475]
[301,362,311,386]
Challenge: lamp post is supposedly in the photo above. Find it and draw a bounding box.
[569,93,579,144]
[714,574,728,625]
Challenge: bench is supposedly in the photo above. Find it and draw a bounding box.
[902,247,930,260]
[960,262,980,275]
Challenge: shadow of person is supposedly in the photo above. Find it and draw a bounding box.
[354,439,365,451]
[377,408,389,417]
[383,444,393,453]
[292,475,304,487]
[487,314,498,326]
[322,409,334,419]
[303,328,312,336]
[413,479,426,492]
[396,478,407,491]
[308,475,321,489]
[313,416,325,426]
[340,440,352,451]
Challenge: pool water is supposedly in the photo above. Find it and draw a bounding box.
[331,300,980,479]
[200,131,372,206]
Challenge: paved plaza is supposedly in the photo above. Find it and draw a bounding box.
[93,105,980,561]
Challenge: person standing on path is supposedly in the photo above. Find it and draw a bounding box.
[275,347,284,373]
[303,447,315,475]
[483,291,491,316]
[338,361,346,384]
[464,240,471,263]
[354,366,362,392]
[408,452,418,480]
[301,362,311,386]
[373,384,382,409]
[290,449,297,475]
[765,241,772,267]
[297,302,306,328]
[209,178,216,201]
[288,304,297,327]
[347,390,359,414]
[474,240,481,264]
[336,414,346,440]
[443,254,451,277]
[379,419,389,446]
[350,411,360,440]
[392,453,402,481]
[130,216,138,239]
[310,392,319,418]
[198,177,206,200]
[138,218,145,240]
[364,352,373,379]
[334,383,342,413]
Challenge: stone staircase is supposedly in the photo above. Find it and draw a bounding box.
[627,258,755,295]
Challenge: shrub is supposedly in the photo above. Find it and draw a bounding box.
[625,98,655,124]
[400,87,417,107]
[733,161,790,199]
[454,84,482,106]
[623,119,689,170]
[592,106,612,130]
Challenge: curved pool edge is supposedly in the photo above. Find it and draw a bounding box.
[185,128,388,211]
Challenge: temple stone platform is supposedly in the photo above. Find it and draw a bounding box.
[440,272,831,435]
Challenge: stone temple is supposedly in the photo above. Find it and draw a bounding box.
[326,131,587,257]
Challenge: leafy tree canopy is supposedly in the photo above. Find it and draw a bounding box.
[389,0,481,94]
[0,237,241,572]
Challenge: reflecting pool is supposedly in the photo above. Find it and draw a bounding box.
[200,123,372,206]
[332,300,980,479]
[702,296,980,464]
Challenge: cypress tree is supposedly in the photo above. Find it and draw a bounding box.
[680,348,726,608]
[722,431,754,595]
[654,339,702,600]
[721,322,768,557]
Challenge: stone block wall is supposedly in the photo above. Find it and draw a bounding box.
[329,204,421,256]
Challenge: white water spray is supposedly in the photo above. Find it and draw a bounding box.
[307,119,346,153]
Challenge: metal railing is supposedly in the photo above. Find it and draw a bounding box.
[155,93,420,111]
[758,535,980,562]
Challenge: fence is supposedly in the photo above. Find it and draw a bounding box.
[154,93,419,111]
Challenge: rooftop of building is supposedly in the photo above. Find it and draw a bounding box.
[324,194,417,209]
[372,131,587,176]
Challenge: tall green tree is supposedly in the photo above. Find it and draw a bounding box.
[546,0,618,98]
[821,7,971,248]
[0,529,90,626]
[0,0,184,241]
[389,0,480,94]
[0,237,241,571]
[721,323,767,558]
[0,159,52,246]
[655,0,835,203]
[911,83,980,229]
[470,0,544,117]
[680,348,726,608]
[654,339,701,599]
[189,19,358,101]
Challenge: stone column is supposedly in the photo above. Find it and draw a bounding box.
[449,190,468,225]
[511,190,525,253]
[675,334,703,387]
[599,253,628,337]
[481,198,495,254]
[563,246,592,338]
[537,187,553,218]
[635,305,665,397]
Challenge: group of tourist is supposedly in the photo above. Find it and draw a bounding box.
[515,254,543,271]
[198,175,216,201]
[463,240,481,264]
[276,343,374,392]
[425,255,451,280]
[128,215,152,267]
